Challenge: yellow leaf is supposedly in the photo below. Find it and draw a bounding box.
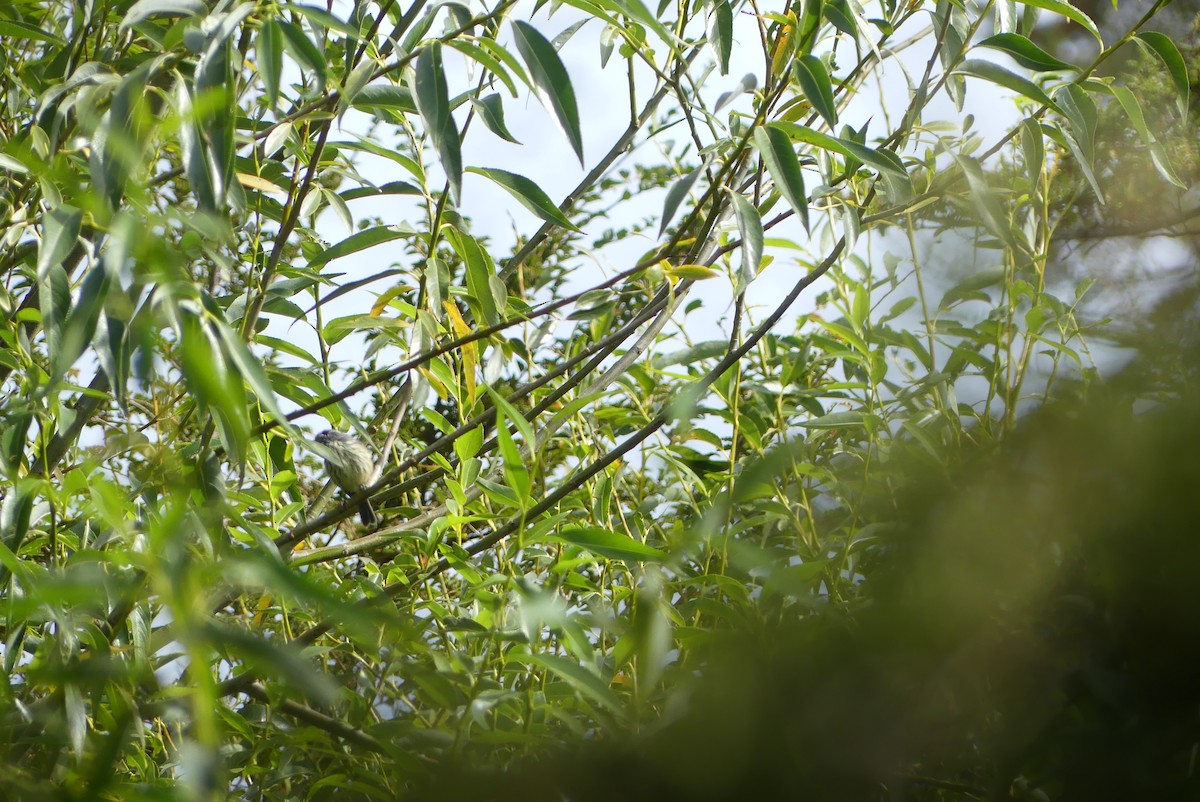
[443,301,478,408]
[235,171,286,195]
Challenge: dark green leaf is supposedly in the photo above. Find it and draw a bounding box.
[257,19,283,107]
[754,125,809,231]
[413,43,462,202]
[466,167,579,230]
[954,59,1060,112]
[976,33,1075,72]
[1016,0,1100,43]
[307,226,413,267]
[554,526,667,562]
[1134,32,1189,118]
[278,20,328,90]
[793,55,837,128]
[472,94,521,144]
[512,20,584,164]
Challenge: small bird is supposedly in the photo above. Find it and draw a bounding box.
[314,430,378,526]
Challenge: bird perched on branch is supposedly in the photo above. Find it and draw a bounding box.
[315,430,378,526]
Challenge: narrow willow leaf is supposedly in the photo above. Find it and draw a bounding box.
[445,39,520,97]
[554,526,667,562]
[1054,84,1096,162]
[37,205,82,279]
[307,226,412,266]
[413,44,462,201]
[706,0,732,75]
[1017,0,1100,43]
[1020,116,1043,183]
[727,190,764,293]
[512,20,584,164]
[472,94,521,144]
[513,653,626,716]
[54,262,109,384]
[775,122,907,178]
[714,72,757,112]
[447,229,500,326]
[1134,32,1189,118]
[1052,121,1105,205]
[793,55,837,128]
[952,153,1023,249]
[1109,85,1185,187]
[0,18,66,45]
[119,0,204,28]
[288,4,360,37]
[659,164,704,237]
[278,20,327,90]
[466,167,579,230]
[257,19,283,107]
[202,295,294,434]
[954,59,1060,112]
[976,33,1074,72]
[337,61,375,121]
[754,125,808,231]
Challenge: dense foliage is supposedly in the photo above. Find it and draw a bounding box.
[0,0,1194,798]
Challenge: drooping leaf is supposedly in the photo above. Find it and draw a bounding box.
[466,167,579,230]
[119,0,204,28]
[413,43,462,202]
[553,526,667,562]
[954,59,1061,112]
[1109,85,1185,187]
[659,164,705,237]
[512,20,584,164]
[307,226,414,267]
[754,125,809,232]
[472,94,521,144]
[1016,0,1101,43]
[1134,32,1190,119]
[793,55,837,128]
[257,19,283,107]
[706,0,732,75]
[727,190,764,293]
[976,33,1075,72]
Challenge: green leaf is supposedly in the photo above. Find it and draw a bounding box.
[288,4,361,38]
[553,526,667,562]
[1134,32,1189,119]
[349,84,416,113]
[471,94,521,144]
[727,190,764,293]
[793,55,837,128]
[307,226,413,267]
[512,652,626,715]
[1109,86,1185,188]
[445,39,521,98]
[706,0,733,75]
[1016,0,1100,43]
[447,229,500,326]
[466,167,579,230]
[512,21,584,164]
[954,59,1060,112]
[976,33,1075,72]
[257,20,283,108]
[659,164,704,237]
[413,43,462,202]
[774,122,908,179]
[754,125,809,232]
[798,410,869,428]
[204,297,294,435]
[37,205,82,279]
[1020,116,1043,182]
[0,18,66,45]
[119,0,204,28]
[278,20,328,90]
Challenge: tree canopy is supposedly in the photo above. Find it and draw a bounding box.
[0,0,1196,798]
